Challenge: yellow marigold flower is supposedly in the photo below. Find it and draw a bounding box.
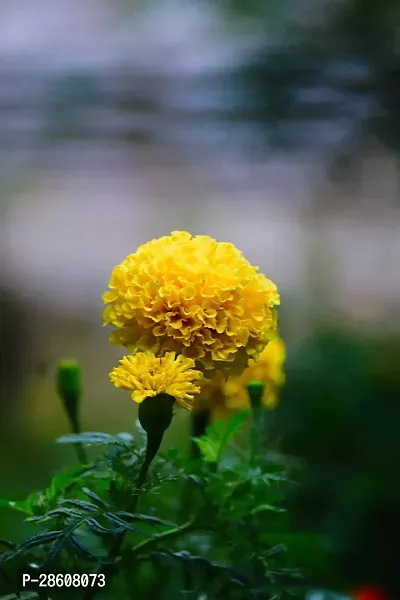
[109,351,203,410]
[224,336,286,410]
[103,231,280,374]
[193,336,286,417]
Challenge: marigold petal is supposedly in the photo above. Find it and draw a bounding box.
[103,232,280,375]
[110,351,203,410]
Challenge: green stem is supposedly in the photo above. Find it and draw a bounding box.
[82,403,170,600]
[100,437,160,596]
[71,418,88,465]
[250,407,264,461]
[133,430,163,503]
[191,410,210,458]
[126,519,196,558]
[74,442,88,465]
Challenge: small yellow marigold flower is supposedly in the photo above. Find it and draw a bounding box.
[194,336,286,417]
[109,351,203,410]
[103,231,280,374]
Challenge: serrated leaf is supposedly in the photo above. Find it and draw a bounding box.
[46,465,84,502]
[67,535,108,563]
[17,531,64,552]
[59,499,98,513]
[44,521,82,566]
[27,507,83,523]
[103,513,155,537]
[191,437,219,463]
[0,531,64,564]
[192,410,249,465]
[56,432,113,445]
[115,432,135,443]
[116,512,176,529]
[82,488,109,509]
[85,518,125,536]
[135,419,147,445]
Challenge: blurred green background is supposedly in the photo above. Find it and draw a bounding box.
[1,0,400,596]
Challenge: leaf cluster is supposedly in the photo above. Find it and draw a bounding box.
[0,415,304,599]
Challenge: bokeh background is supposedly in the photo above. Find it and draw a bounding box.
[1,1,400,596]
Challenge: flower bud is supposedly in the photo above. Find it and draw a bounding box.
[138,393,175,437]
[56,359,82,433]
[246,380,265,410]
[138,393,175,467]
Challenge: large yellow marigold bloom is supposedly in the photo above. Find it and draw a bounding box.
[109,351,202,410]
[103,231,279,374]
[194,336,286,418]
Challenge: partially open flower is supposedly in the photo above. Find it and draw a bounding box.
[109,351,203,410]
[103,231,279,375]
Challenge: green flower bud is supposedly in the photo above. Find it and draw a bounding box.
[246,380,265,410]
[135,394,175,491]
[138,393,175,437]
[56,359,82,434]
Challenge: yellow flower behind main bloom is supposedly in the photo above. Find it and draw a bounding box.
[224,336,286,410]
[110,351,203,410]
[194,336,286,417]
[103,231,279,375]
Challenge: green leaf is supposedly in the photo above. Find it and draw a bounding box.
[250,504,286,515]
[0,531,64,564]
[27,507,83,524]
[85,518,125,536]
[82,487,109,508]
[191,436,220,463]
[0,492,41,516]
[115,432,135,443]
[116,512,176,529]
[135,418,147,445]
[0,498,30,514]
[59,499,98,513]
[192,410,249,464]
[221,409,250,443]
[56,432,113,445]
[103,513,156,537]
[46,464,85,502]
[67,535,108,564]
[44,521,82,565]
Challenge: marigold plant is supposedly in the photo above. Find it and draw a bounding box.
[0,233,312,600]
[103,231,279,375]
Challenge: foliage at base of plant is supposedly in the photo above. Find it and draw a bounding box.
[0,412,303,599]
